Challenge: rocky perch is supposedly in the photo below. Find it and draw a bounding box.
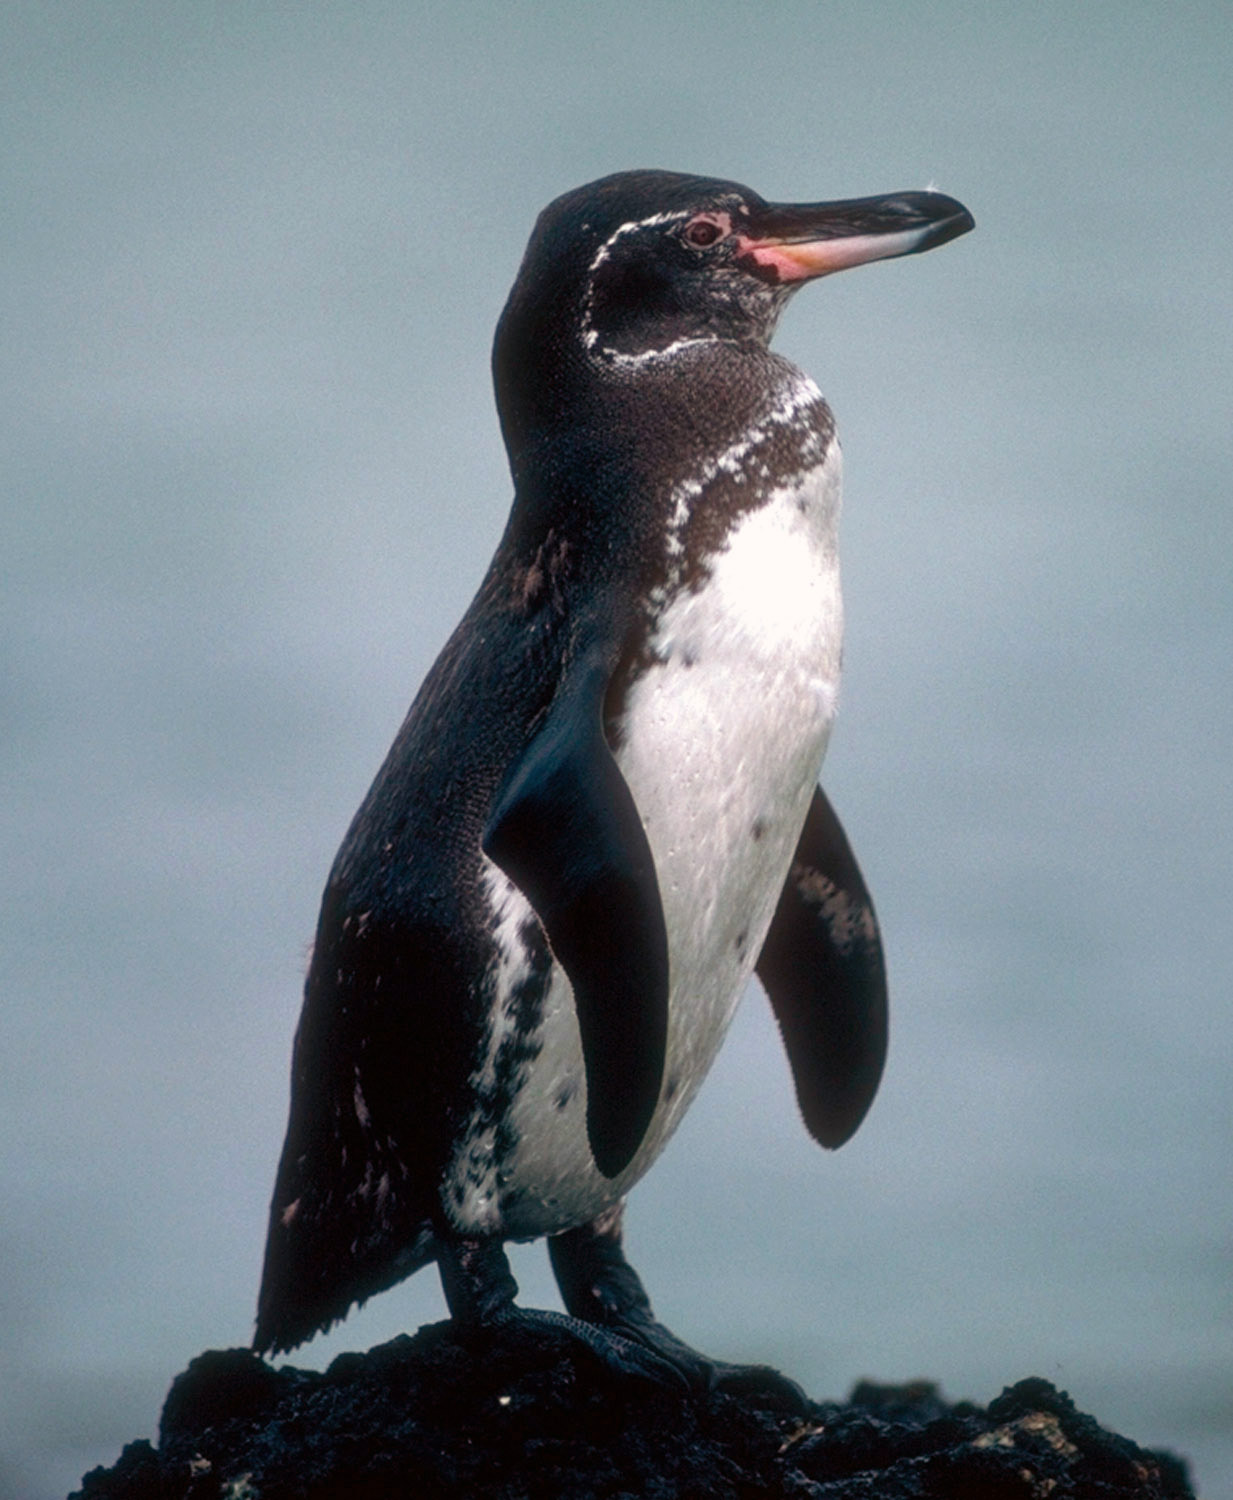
[74,1322,1193,1499]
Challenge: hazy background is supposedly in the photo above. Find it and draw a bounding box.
[3,4,1229,1495]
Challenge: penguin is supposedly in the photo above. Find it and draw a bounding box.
[255,169,973,1389]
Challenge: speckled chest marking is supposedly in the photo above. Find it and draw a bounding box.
[444,422,844,1240]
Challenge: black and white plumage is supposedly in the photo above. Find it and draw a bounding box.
[255,169,973,1385]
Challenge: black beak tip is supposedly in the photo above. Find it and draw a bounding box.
[920,192,975,247]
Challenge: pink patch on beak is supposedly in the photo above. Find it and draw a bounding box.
[736,226,939,283]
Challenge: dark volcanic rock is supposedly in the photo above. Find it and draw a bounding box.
[72,1323,1194,1499]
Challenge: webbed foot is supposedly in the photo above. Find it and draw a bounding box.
[436,1235,690,1389]
[549,1205,810,1412]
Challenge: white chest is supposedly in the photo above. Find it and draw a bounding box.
[446,440,844,1238]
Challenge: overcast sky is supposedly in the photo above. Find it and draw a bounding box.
[2,5,1230,1496]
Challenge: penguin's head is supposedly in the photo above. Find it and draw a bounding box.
[493,169,973,454]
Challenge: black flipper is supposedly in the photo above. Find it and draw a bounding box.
[756,786,888,1148]
[483,650,669,1179]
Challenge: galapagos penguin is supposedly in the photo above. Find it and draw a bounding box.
[255,169,974,1387]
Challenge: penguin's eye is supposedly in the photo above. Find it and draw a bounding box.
[682,215,728,249]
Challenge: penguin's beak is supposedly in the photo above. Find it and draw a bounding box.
[736,191,974,283]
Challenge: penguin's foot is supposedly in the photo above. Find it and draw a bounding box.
[488,1302,693,1389]
[436,1235,690,1390]
[596,1303,809,1410]
[548,1206,810,1412]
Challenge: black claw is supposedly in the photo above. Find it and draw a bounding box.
[704,1358,810,1412]
[610,1311,809,1412]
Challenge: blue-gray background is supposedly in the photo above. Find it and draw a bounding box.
[3,5,1229,1496]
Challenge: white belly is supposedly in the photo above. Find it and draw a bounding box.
[446,441,844,1237]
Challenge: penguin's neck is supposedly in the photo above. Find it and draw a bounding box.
[500,341,830,549]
